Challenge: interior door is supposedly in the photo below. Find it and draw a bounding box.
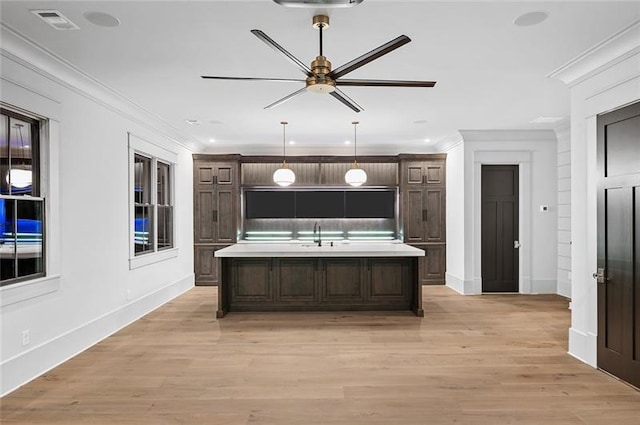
[597,101,640,389]
[481,165,519,292]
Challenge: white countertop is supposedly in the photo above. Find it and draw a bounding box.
[214,241,425,257]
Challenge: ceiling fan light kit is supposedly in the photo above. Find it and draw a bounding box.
[201,14,436,112]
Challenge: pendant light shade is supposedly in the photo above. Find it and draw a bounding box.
[345,121,367,186]
[273,121,295,186]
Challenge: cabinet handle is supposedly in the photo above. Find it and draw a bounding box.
[422,209,427,221]
[212,210,218,222]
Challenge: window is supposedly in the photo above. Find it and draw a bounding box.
[129,134,175,266]
[0,108,45,285]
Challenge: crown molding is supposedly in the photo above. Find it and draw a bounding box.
[547,20,640,87]
[459,129,557,143]
[0,23,198,153]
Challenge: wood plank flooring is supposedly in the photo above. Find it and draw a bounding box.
[2,286,639,424]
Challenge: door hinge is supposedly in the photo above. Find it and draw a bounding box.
[514,240,521,249]
[593,268,605,284]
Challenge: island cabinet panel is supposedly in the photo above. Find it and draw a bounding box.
[218,256,421,316]
[367,258,410,304]
[231,259,273,302]
[321,258,365,302]
[276,259,318,302]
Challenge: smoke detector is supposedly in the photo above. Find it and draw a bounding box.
[273,0,364,7]
[31,10,80,30]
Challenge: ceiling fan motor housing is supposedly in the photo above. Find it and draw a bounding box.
[307,56,336,93]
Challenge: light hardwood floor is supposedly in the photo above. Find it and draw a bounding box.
[2,286,639,424]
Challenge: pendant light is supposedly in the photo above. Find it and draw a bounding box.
[344,121,367,186]
[5,123,32,190]
[273,121,295,186]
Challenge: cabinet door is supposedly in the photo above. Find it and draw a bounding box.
[215,188,236,243]
[404,189,426,242]
[321,258,364,302]
[194,164,215,244]
[367,258,410,304]
[195,245,226,286]
[424,160,445,186]
[422,244,446,285]
[276,258,318,302]
[214,163,236,185]
[403,161,426,185]
[425,188,446,242]
[231,259,273,302]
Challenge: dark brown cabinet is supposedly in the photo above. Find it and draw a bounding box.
[193,156,239,285]
[410,243,446,285]
[400,156,447,284]
[242,163,320,186]
[221,257,418,314]
[319,162,398,186]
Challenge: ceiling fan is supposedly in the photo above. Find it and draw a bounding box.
[201,15,436,113]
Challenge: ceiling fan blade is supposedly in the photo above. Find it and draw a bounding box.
[328,35,411,80]
[251,29,314,77]
[264,87,308,110]
[201,76,305,83]
[336,79,436,88]
[329,88,363,113]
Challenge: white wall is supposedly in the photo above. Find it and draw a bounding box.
[446,130,558,295]
[444,141,466,292]
[555,124,572,298]
[0,27,195,395]
[548,21,640,367]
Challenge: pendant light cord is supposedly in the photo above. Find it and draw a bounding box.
[352,121,359,166]
[281,121,288,166]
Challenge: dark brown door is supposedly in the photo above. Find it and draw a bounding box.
[597,101,640,388]
[481,165,519,292]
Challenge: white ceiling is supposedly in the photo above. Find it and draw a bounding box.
[1,1,639,155]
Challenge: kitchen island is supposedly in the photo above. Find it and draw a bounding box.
[214,242,425,317]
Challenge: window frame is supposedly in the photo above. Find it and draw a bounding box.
[128,133,178,270]
[0,107,46,286]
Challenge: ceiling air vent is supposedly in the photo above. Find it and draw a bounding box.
[31,10,80,30]
[272,0,364,7]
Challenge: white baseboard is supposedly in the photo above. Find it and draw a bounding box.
[568,327,597,368]
[557,278,572,298]
[445,273,477,295]
[0,274,194,396]
[529,279,558,294]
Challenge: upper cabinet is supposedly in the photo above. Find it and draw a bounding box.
[402,159,446,187]
[194,157,239,244]
[400,156,447,243]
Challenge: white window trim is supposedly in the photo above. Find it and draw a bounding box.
[0,105,61,306]
[128,132,178,270]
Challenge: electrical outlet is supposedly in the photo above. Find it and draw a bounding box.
[22,330,30,346]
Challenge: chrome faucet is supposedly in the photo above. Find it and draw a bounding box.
[313,222,322,247]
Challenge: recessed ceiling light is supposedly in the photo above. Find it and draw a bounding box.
[209,138,216,143]
[413,120,428,125]
[344,140,351,145]
[424,138,431,143]
[514,11,549,27]
[530,116,564,124]
[84,11,120,27]
[289,140,296,145]
[186,119,200,125]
